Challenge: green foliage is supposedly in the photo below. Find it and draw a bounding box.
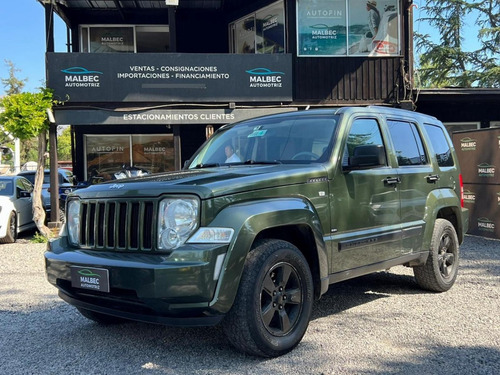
[1,60,27,95]
[21,138,41,166]
[31,231,49,243]
[57,126,72,161]
[0,89,54,140]
[415,0,500,88]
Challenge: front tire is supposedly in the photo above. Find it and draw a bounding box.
[413,219,460,292]
[223,239,314,357]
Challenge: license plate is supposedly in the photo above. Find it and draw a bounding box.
[71,266,110,293]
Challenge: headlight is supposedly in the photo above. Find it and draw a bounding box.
[158,198,199,250]
[67,199,81,245]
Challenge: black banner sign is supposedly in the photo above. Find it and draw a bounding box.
[46,53,293,103]
[453,128,500,239]
[54,108,297,125]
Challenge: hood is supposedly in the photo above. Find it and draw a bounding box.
[0,196,15,208]
[74,164,328,200]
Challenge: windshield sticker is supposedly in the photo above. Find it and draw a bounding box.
[248,130,267,138]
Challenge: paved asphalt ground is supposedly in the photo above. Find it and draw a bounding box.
[1,233,499,375]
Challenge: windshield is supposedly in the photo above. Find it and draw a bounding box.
[188,113,339,168]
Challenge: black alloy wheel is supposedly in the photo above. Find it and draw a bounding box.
[223,239,314,357]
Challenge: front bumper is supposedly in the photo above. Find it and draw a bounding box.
[45,236,228,326]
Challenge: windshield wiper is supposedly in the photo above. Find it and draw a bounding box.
[243,160,282,165]
[193,163,220,169]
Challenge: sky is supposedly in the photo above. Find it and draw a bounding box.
[0,0,67,94]
[0,0,482,95]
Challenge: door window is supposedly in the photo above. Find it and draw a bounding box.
[343,118,386,167]
[387,120,428,166]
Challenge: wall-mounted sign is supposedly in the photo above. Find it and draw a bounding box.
[297,0,400,57]
[47,53,293,103]
[54,108,297,126]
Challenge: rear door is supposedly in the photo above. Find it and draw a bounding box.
[386,119,437,254]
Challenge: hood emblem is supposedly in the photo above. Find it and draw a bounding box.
[109,184,125,190]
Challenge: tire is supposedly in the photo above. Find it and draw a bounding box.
[0,212,17,244]
[77,307,128,325]
[413,219,460,292]
[222,239,314,357]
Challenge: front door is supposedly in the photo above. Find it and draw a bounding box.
[329,117,402,274]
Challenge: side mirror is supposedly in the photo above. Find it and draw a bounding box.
[19,190,31,199]
[345,145,386,170]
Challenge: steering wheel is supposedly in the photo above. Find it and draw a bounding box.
[291,152,320,160]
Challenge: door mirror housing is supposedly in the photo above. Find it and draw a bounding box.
[345,145,386,170]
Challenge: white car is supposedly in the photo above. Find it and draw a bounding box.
[0,176,36,243]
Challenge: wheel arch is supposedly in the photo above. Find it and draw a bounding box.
[423,189,466,250]
[208,197,329,313]
[254,224,324,300]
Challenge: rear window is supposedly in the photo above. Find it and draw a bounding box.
[424,124,455,167]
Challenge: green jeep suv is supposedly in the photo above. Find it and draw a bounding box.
[45,106,468,357]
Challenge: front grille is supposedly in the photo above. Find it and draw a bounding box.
[80,199,156,251]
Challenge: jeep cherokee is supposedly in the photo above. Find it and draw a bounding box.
[45,106,468,357]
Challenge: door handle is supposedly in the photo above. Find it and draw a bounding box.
[383,177,401,185]
[426,174,440,183]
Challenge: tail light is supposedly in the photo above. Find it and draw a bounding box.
[459,174,464,208]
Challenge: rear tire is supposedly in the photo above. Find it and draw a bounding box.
[0,212,17,244]
[77,307,128,325]
[222,239,314,357]
[413,219,460,292]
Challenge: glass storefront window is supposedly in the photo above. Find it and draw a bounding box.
[229,1,285,54]
[85,134,174,181]
[131,135,175,173]
[80,25,170,53]
[136,26,170,53]
[256,2,286,54]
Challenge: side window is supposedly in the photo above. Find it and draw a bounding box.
[424,124,455,167]
[387,120,428,166]
[16,179,25,195]
[22,180,33,193]
[344,118,387,168]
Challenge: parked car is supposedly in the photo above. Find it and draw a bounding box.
[46,107,468,357]
[0,175,36,243]
[18,169,75,214]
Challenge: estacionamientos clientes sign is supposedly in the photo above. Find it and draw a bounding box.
[46,53,293,103]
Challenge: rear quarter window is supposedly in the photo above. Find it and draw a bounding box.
[424,124,455,167]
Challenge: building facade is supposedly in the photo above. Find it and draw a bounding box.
[41,0,416,188]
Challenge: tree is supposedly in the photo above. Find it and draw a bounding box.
[1,60,28,95]
[57,126,72,161]
[415,0,500,88]
[0,89,56,238]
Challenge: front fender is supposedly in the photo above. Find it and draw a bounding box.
[208,197,328,314]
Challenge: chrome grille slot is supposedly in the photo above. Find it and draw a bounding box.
[80,200,155,251]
